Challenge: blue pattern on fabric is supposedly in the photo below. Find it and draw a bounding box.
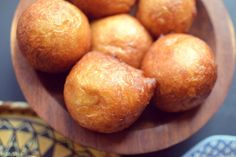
[183,135,236,157]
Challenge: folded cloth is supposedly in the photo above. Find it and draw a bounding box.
[183,135,236,157]
[0,101,119,157]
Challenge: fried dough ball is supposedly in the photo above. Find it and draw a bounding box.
[91,14,152,68]
[70,0,136,18]
[136,0,196,37]
[17,0,91,73]
[64,52,156,133]
[141,34,217,112]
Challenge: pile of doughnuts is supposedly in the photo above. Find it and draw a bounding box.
[17,0,217,133]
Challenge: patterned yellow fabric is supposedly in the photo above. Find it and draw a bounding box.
[0,102,119,157]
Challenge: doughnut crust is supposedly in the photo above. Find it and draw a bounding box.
[91,14,152,68]
[64,52,156,133]
[136,0,196,37]
[17,0,91,73]
[141,34,217,112]
[70,0,136,18]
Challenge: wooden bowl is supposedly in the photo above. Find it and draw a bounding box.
[10,0,236,154]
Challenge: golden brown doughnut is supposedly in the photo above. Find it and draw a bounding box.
[91,14,152,68]
[141,34,217,112]
[64,52,156,133]
[17,0,91,73]
[70,0,136,18]
[136,0,196,37]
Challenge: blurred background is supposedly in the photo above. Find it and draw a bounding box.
[0,0,236,156]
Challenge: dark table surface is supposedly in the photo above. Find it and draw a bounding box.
[1,0,236,156]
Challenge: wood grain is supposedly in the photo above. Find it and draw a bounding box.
[10,0,236,154]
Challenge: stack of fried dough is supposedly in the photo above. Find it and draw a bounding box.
[17,0,217,133]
